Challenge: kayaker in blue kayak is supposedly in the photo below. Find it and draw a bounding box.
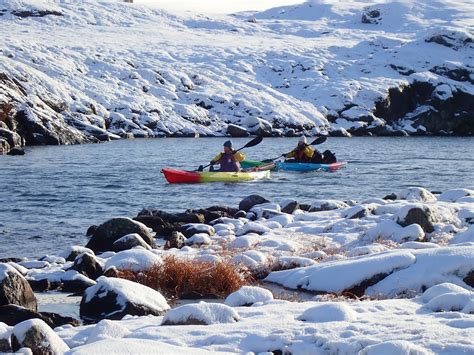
[210,140,246,172]
[285,136,319,163]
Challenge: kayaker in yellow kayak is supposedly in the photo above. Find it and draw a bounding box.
[285,136,317,163]
[210,140,246,172]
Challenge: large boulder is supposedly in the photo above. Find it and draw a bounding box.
[0,263,37,311]
[227,124,249,137]
[86,217,156,253]
[11,319,69,354]
[396,204,436,233]
[70,252,104,280]
[239,195,270,212]
[80,277,170,323]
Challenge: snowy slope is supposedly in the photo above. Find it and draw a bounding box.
[0,0,473,151]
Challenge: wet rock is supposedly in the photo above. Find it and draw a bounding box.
[227,124,249,137]
[80,277,169,323]
[281,200,299,214]
[133,215,177,236]
[0,263,37,311]
[112,233,152,252]
[0,324,11,353]
[70,253,104,280]
[397,205,436,233]
[60,277,96,294]
[0,128,22,148]
[164,231,187,250]
[383,193,397,200]
[239,195,270,212]
[11,319,69,354]
[86,217,155,253]
[343,273,390,297]
[180,224,215,238]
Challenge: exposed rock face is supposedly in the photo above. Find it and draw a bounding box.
[85,217,156,253]
[372,81,474,136]
[361,8,381,24]
[0,263,37,311]
[164,231,187,249]
[112,233,152,252]
[227,124,249,137]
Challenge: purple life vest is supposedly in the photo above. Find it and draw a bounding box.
[219,152,240,172]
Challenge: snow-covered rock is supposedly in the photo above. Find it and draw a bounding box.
[104,249,161,272]
[298,303,357,323]
[162,302,239,325]
[11,319,69,354]
[80,277,170,322]
[225,286,274,307]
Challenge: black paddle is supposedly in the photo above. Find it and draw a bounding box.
[197,135,263,171]
[261,136,327,163]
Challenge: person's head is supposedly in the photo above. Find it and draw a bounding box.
[223,140,233,153]
[298,136,307,147]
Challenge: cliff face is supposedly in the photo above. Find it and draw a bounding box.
[1,0,473,153]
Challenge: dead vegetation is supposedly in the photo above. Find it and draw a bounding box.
[116,256,254,301]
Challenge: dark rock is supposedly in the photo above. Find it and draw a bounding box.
[80,277,169,323]
[7,147,25,155]
[164,231,187,249]
[281,201,299,214]
[227,124,249,137]
[86,225,98,236]
[0,335,11,353]
[11,318,69,354]
[383,193,397,200]
[346,206,371,219]
[70,253,104,280]
[463,270,474,287]
[246,212,257,221]
[180,224,215,238]
[0,263,37,311]
[0,304,80,328]
[62,246,94,262]
[60,278,96,293]
[299,204,311,212]
[85,217,155,253]
[239,195,270,212]
[40,312,81,328]
[0,258,24,263]
[0,138,10,155]
[112,233,152,252]
[233,210,247,218]
[28,279,51,292]
[343,273,389,297]
[133,215,178,237]
[397,206,435,233]
[11,10,63,18]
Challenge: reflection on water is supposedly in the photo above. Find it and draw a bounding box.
[1,137,473,257]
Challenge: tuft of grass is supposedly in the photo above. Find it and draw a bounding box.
[116,256,254,300]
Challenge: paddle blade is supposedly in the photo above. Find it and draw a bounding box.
[243,135,263,149]
[310,136,327,145]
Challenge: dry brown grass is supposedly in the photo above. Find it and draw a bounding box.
[116,256,254,300]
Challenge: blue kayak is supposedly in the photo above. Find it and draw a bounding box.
[275,161,347,172]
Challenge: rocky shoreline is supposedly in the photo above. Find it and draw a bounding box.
[2,0,474,155]
[1,187,473,353]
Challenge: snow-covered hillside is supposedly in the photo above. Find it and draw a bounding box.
[0,0,473,153]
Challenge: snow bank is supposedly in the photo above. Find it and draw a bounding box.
[360,340,430,355]
[298,303,357,323]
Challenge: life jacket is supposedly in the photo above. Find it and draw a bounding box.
[295,148,312,162]
[218,152,241,172]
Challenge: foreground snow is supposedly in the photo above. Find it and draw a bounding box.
[2,186,474,353]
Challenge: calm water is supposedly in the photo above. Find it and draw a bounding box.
[0,137,473,258]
